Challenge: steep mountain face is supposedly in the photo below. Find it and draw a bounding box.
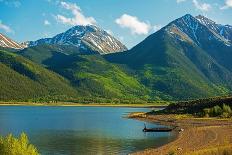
[169,14,231,47]
[26,25,127,54]
[106,14,232,100]
[167,14,232,72]
[0,33,25,49]
[196,15,232,43]
[195,15,232,71]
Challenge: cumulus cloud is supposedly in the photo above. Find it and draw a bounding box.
[0,0,21,7]
[44,20,51,26]
[221,0,232,9]
[115,14,151,35]
[56,1,96,26]
[43,32,49,38]
[118,36,124,42]
[106,29,114,36]
[176,0,211,12]
[0,21,14,33]
[153,25,162,32]
[192,0,211,11]
[176,0,187,3]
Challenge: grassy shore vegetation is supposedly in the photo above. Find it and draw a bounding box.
[0,133,39,155]
[202,104,232,118]
[158,96,232,118]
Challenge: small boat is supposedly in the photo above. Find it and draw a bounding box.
[143,124,173,132]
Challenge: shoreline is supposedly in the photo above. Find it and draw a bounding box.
[128,113,232,155]
[0,102,167,108]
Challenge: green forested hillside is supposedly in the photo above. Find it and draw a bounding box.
[53,54,151,100]
[105,28,231,100]
[12,28,232,102]
[1,46,154,102]
[3,14,232,102]
[18,44,86,66]
[16,31,232,101]
[0,49,78,101]
[19,46,152,101]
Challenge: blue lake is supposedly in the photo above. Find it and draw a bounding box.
[0,106,175,155]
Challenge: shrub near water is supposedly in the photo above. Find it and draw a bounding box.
[0,133,39,155]
[203,104,232,118]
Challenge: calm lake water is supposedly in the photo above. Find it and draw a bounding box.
[0,106,175,155]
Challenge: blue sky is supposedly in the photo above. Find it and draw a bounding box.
[0,0,232,48]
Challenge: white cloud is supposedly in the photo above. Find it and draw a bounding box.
[192,0,211,12]
[106,29,114,36]
[56,1,96,26]
[0,21,14,33]
[0,0,21,7]
[176,0,212,12]
[153,25,162,32]
[176,0,187,3]
[221,0,232,9]
[42,32,52,38]
[44,20,51,26]
[118,36,124,42]
[115,14,151,35]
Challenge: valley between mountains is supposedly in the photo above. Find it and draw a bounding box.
[1,14,232,103]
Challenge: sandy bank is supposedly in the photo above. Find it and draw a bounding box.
[129,113,232,155]
[0,102,167,108]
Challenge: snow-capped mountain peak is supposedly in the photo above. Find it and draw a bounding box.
[0,33,25,49]
[196,15,232,45]
[164,14,232,47]
[166,14,204,45]
[27,25,127,54]
[195,15,216,26]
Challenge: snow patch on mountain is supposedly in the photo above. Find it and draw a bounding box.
[196,15,232,45]
[0,33,25,49]
[165,14,232,47]
[26,25,127,54]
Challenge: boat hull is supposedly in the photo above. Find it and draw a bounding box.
[143,128,172,132]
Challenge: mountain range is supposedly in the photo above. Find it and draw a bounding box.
[0,14,232,102]
[24,25,127,55]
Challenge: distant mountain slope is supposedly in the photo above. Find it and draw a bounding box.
[0,33,25,49]
[195,15,232,72]
[48,54,150,100]
[196,15,232,43]
[0,49,78,101]
[170,14,231,47]
[170,14,232,72]
[19,44,85,65]
[25,25,127,55]
[105,14,232,100]
[18,44,151,101]
[7,14,232,101]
